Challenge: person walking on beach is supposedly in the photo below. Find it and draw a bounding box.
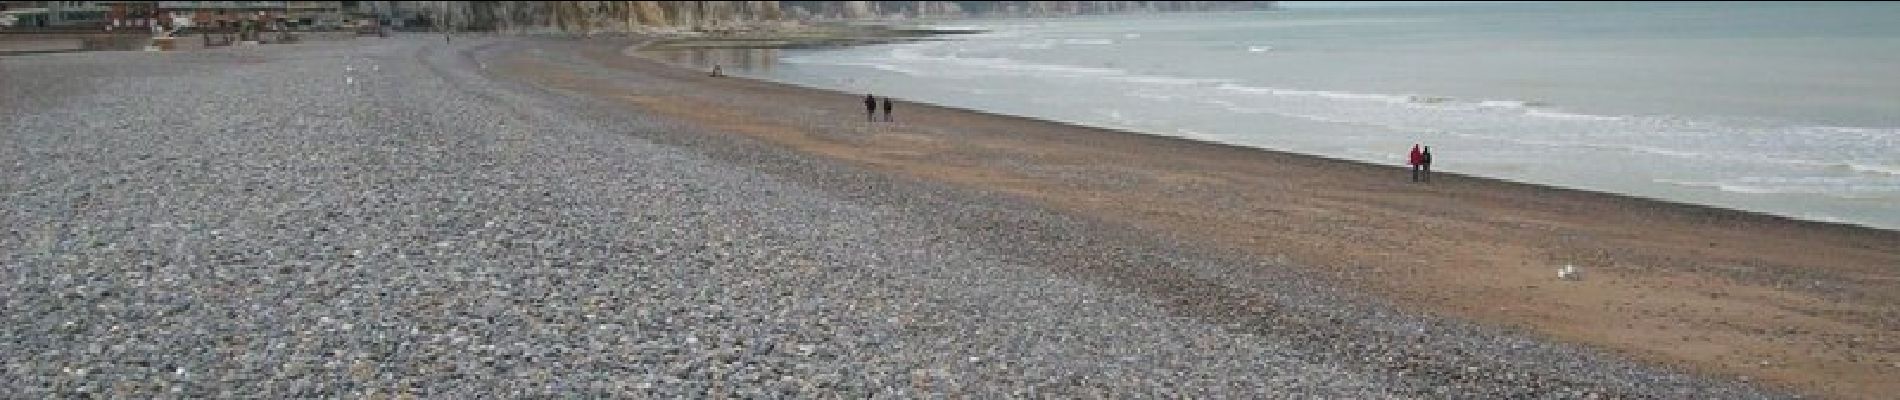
[1409,144,1424,182]
[1421,146,1435,183]
[882,97,894,122]
[864,94,878,122]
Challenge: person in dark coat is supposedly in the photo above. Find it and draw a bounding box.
[882,97,894,122]
[1421,146,1435,183]
[864,94,877,122]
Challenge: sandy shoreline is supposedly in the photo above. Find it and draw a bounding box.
[636,37,1893,233]
[493,37,1899,398]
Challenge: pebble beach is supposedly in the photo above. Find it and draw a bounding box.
[0,36,1852,398]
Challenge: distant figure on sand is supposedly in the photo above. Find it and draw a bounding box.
[1421,146,1435,182]
[1409,144,1424,182]
[882,97,894,122]
[864,94,878,122]
[710,65,723,77]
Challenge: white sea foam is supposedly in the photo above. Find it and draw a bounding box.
[1798,213,1852,224]
[1094,108,1136,125]
[1203,99,1264,114]
[1705,156,1900,178]
[1524,110,1625,121]
[1217,81,1635,123]
[1621,145,1710,159]
[1849,163,1900,176]
[883,47,1239,87]
[1811,126,1881,135]
[1654,179,1787,194]
[1129,91,1178,101]
[1061,38,1116,45]
[1117,75,1230,85]
[1655,177,1900,197]
[1476,100,1536,109]
[1215,83,1415,104]
[833,62,922,76]
[1015,41,1055,50]
[1174,128,1223,141]
[1247,45,1274,53]
[1202,98,1394,127]
[918,25,985,32]
[910,52,1125,76]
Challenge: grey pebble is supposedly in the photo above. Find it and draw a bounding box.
[0,36,1789,399]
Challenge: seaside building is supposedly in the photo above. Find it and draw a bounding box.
[3,2,347,29]
[45,1,109,27]
[348,1,428,28]
[15,1,157,29]
[0,2,53,28]
[101,1,159,29]
[157,2,345,29]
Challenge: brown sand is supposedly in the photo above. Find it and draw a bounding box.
[493,40,1900,399]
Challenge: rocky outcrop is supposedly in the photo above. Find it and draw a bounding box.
[410,1,1274,33]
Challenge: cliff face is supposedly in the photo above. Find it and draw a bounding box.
[426,1,788,32]
[411,1,1273,33]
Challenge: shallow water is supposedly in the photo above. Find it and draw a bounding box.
[662,2,1900,230]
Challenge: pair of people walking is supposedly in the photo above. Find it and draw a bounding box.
[864,94,894,122]
[1409,144,1434,182]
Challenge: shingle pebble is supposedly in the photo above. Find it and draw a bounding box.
[0,37,1788,398]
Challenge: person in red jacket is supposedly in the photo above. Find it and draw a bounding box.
[1409,143,1423,182]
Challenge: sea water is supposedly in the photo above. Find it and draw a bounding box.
[708,2,1900,230]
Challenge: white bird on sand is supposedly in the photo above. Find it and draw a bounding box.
[1558,265,1581,281]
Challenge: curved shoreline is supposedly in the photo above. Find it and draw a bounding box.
[634,38,1900,233]
[510,36,1899,398]
[632,41,1895,236]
